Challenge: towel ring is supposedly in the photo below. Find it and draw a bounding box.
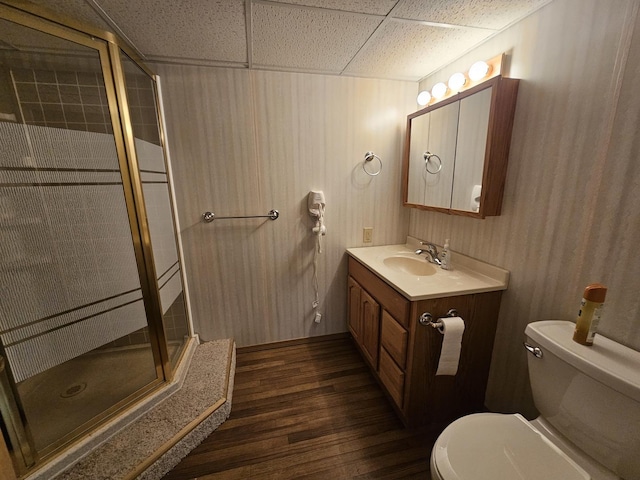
[363,151,382,176]
[424,152,442,174]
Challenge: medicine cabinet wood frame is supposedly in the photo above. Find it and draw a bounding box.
[402,75,519,218]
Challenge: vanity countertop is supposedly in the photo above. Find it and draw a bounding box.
[346,237,509,301]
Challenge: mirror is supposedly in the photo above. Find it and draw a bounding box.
[402,76,519,218]
[407,101,459,209]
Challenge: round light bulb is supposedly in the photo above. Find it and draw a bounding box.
[417,90,431,106]
[448,72,466,91]
[431,82,447,99]
[468,61,490,81]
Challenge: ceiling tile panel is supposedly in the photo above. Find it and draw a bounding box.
[252,2,382,72]
[26,0,114,33]
[95,0,247,62]
[392,0,552,30]
[343,20,492,80]
[0,18,89,53]
[266,0,398,16]
[14,0,551,80]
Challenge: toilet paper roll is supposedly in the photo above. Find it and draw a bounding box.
[435,316,465,376]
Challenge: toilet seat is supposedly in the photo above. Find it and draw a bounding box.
[431,413,590,480]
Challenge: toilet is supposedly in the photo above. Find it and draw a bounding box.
[430,320,640,480]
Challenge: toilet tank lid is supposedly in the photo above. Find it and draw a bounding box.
[525,320,640,403]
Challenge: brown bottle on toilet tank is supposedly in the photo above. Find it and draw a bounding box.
[573,283,607,346]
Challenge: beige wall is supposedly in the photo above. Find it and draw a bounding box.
[157,0,640,416]
[412,0,640,416]
[155,66,415,346]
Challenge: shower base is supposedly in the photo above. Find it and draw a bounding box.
[24,337,236,480]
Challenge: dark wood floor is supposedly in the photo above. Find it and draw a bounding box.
[163,335,441,479]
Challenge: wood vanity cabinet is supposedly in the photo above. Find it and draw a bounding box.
[347,256,502,426]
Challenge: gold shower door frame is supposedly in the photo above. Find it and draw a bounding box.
[0,2,187,475]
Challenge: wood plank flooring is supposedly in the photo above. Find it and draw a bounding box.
[163,335,441,479]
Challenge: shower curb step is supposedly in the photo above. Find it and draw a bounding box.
[29,339,236,480]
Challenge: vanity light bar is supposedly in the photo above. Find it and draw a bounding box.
[416,53,504,107]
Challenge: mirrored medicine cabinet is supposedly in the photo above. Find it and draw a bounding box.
[402,75,519,218]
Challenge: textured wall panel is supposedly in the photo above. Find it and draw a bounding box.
[159,268,182,315]
[156,64,415,346]
[135,138,166,172]
[410,0,639,416]
[143,184,179,277]
[0,122,118,170]
[5,300,148,382]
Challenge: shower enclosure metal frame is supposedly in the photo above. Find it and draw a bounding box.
[0,1,191,475]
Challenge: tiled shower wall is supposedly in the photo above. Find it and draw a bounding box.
[412,0,640,416]
[10,67,112,134]
[8,65,159,144]
[4,62,184,350]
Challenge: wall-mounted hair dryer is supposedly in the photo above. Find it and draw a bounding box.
[308,190,326,236]
[308,191,326,318]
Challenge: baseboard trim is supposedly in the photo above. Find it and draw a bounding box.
[237,332,349,353]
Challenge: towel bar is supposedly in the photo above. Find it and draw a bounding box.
[202,209,279,223]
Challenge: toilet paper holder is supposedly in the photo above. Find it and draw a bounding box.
[419,309,459,329]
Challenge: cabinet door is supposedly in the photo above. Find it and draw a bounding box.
[407,112,430,205]
[451,87,492,212]
[360,289,380,369]
[423,101,459,209]
[347,276,362,341]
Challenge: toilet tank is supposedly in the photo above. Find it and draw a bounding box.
[525,320,640,479]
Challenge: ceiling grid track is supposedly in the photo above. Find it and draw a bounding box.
[245,0,253,69]
[84,0,146,60]
[7,0,555,81]
[339,0,402,76]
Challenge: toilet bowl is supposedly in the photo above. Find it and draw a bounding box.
[430,413,589,480]
[430,321,640,480]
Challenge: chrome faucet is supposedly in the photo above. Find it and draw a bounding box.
[415,242,442,266]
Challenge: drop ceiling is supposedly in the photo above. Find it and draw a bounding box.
[22,0,551,81]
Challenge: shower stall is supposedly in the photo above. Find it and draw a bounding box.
[0,2,191,476]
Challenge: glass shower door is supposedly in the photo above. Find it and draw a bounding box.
[118,53,191,371]
[0,16,161,467]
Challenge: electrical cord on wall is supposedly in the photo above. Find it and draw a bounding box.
[308,191,326,322]
[312,212,323,313]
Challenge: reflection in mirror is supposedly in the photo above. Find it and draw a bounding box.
[407,101,459,208]
[451,87,492,212]
[424,102,459,209]
[407,112,429,205]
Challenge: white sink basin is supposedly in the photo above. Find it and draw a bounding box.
[347,237,510,301]
[383,255,437,276]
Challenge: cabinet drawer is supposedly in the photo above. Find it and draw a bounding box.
[348,257,409,327]
[381,310,408,370]
[379,347,405,408]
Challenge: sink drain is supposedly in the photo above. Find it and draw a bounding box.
[60,382,87,398]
